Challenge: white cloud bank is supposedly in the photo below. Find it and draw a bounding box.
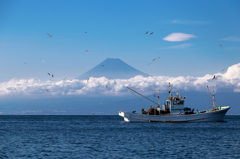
[1,63,240,98]
[163,33,197,42]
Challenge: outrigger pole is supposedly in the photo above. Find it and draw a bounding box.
[127,87,159,106]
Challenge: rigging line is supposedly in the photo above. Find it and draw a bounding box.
[129,90,150,107]
[185,95,209,96]
[127,87,158,105]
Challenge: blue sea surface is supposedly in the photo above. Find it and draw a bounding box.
[0,115,239,158]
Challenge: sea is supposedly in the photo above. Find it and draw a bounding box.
[0,115,239,158]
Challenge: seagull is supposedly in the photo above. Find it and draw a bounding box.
[63,77,67,80]
[102,65,104,67]
[106,85,107,88]
[159,29,163,32]
[46,90,50,92]
[85,50,88,52]
[145,31,149,34]
[85,31,87,33]
[47,33,52,37]
[87,78,90,82]
[40,59,44,63]
[109,77,111,79]
[220,45,222,47]
[52,74,54,78]
[47,73,50,76]
[86,75,90,78]
[221,68,225,72]
[152,58,156,62]
[23,62,27,65]
[148,63,151,66]
[158,57,160,59]
[69,79,72,81]
[150,32,153,35]
[212,75,217,80]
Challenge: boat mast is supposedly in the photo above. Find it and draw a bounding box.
[207,85,216,109]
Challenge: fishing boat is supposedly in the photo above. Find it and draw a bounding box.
[119,83,230,122]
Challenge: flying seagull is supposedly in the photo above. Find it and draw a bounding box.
[47,73,50,76]
[220,45,222,47]
[52,74,54,78]
[106,85,107,88]
[152,58,156,62]
[150,32,153,35]
[159,29,163,32]
[109,77,111,79]
[221,68,225,72]
[46,90,50,92]
[47,33,52,37]
[102,65,104,67]
[86,75,90,78]
[87,78,90,82]
[23,62,27,65]
[85,50,88,52]
[145,31,149,34]
[63,77,67,80]
[85,31,87,33]
[212,75,217,80]
[40,59,44,63]
[148,63,151,66]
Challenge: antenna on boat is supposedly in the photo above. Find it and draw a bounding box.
[168,82,172,97]
[207,85,216,109]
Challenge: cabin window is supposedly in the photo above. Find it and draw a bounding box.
[173,100,184,105]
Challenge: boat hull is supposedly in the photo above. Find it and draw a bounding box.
[119,106,230,122]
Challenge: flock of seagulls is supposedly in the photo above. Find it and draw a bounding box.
[145,31,154,35]
[23,31,226,99]
[145,29,163,35]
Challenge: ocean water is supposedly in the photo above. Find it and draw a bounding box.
[0,115,239,158]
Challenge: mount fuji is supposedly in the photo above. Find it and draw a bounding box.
[77,58,150,79]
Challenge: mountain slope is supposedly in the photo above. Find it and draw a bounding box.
[77,58,149,79]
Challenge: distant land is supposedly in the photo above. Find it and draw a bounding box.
[77,58,149,79]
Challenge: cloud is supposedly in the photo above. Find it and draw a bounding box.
[163,33,197,42]
[221,36,240,42]
[1,63,240,98]
[160,43,193,49]
[172,20,210,24]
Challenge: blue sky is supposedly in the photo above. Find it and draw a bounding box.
[1,0,240,114]
[1,0,240,82]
